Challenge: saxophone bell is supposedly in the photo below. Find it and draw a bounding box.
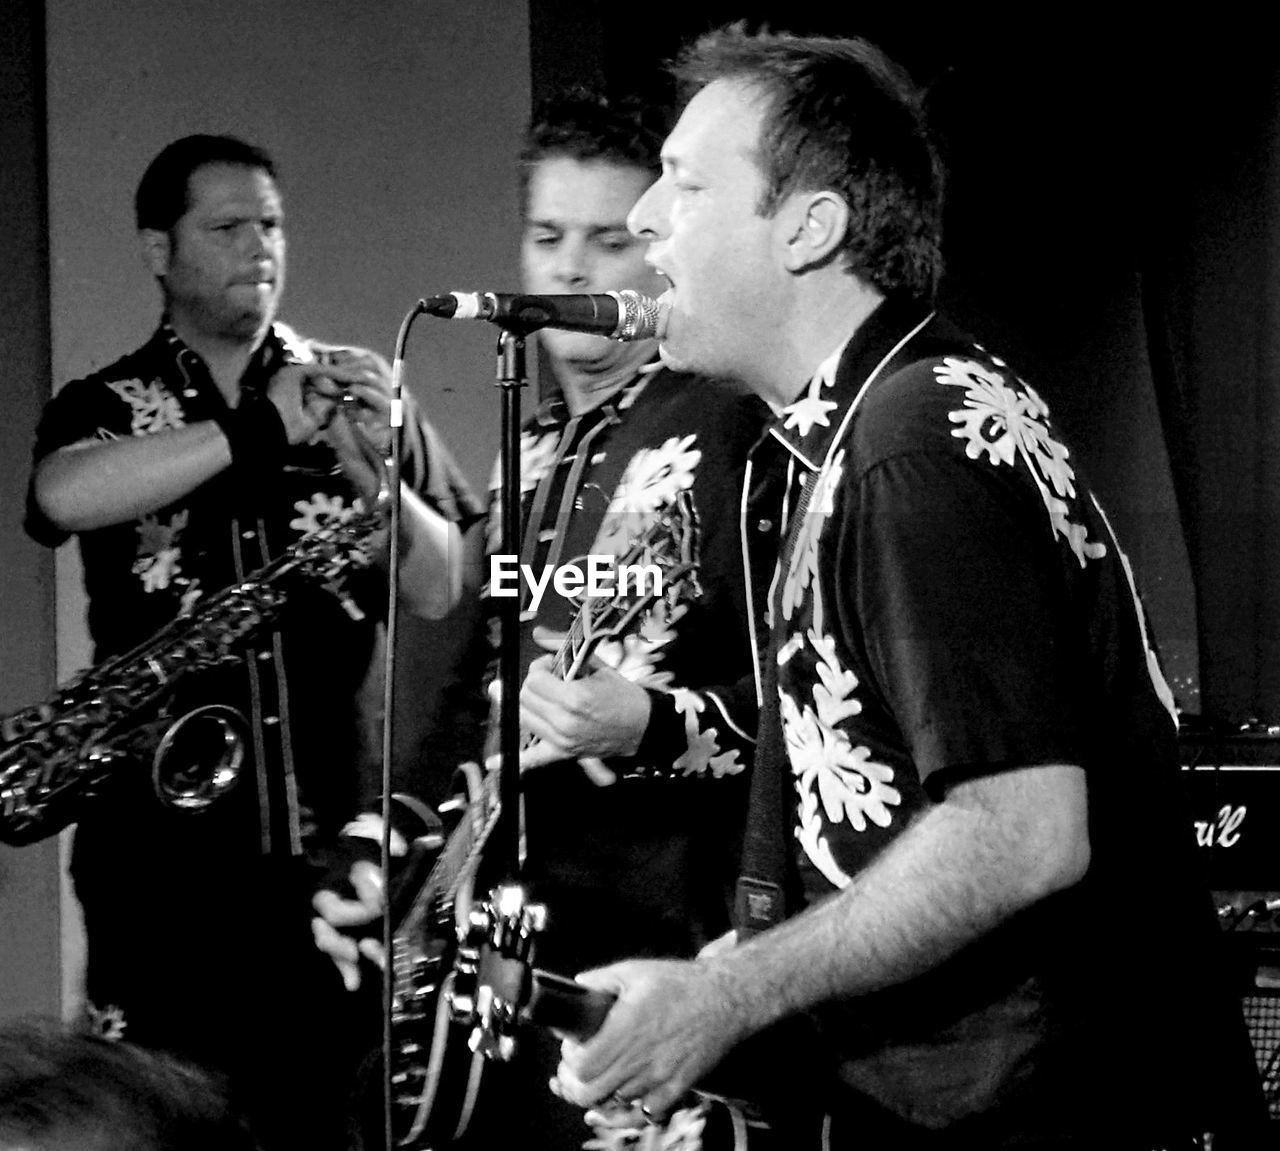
[150,704,245,810]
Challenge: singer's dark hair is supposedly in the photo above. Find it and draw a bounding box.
[135,134,277,232]
[0,1017,261,1150]
[673,25,943,301]
[519,88,665,211]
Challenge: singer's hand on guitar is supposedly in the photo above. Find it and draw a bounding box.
[517,649,651,781]
[311,859,386,992]
[553,958,747,1122]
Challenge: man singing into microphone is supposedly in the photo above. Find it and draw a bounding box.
[546,27,1265,1149]
[313,88,773,1149]
[24,133,479,1151]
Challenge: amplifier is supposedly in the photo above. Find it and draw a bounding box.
[1178,728,1280,893]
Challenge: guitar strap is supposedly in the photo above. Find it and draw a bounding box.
[734,323,927,940]
[734,466,814,939]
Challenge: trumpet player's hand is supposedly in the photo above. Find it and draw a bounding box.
[308,343,395,445]
[263,360,350,446]
[311,860,386,993]
[274,344,395,500]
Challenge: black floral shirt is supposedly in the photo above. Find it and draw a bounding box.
[742,300,1247,1137]
[459,365,774,972]
[27,321,479,862]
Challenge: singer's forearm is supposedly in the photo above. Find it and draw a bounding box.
[32,424,233,532]
[712,763,1090,1032]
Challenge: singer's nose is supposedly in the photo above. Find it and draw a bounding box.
[627,180,665,241]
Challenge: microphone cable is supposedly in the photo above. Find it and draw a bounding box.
[379,297,428,1151]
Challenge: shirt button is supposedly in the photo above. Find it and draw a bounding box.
[756,518,774,533]
[182,387,199,398]
[257,650,272,662]
[263,715,280,726]
[241,529,256,540]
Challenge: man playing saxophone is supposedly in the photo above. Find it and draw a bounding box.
[23,133,480,1151]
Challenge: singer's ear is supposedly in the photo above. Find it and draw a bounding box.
[139,229,171,278]
[779,191,849,274]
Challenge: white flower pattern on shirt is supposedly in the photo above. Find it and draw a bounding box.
[780,614,901,888]
[107,377,187,435]
[780,450,844,634]
[289,491,363,535]
[584,434,739,777]
[84,1001,128,1042]
[593,599,685,691]
[782,391,839,438]
[110,378,193,595]
[582,1099,708,1151]
[132,511,189,594]
[779,340,843,438]
[593,435,702,557]
[670,687,744,778]
[938,357,1107,568]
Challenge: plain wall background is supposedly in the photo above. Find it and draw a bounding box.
[1,0,62,1028]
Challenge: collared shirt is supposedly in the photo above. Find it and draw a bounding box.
[27,320,479,860]
[458,365,774,971]
[740,299,1246,1136]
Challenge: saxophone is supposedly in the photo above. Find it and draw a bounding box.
[0,506,382,846]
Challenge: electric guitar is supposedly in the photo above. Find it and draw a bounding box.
[521,966,832,1151]
[372,493,703,1148]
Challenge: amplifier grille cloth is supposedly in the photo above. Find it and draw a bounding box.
[1242,992,1280,1122]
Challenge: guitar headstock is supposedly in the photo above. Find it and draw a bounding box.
[556,491,702,679]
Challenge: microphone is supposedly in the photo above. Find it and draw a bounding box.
[421,290,666,342]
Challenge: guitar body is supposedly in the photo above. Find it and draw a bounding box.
[384,910,486,1147]
[352,789,499,1149]
[359,967,491,1151]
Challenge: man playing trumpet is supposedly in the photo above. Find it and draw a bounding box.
[24,133,479,1151]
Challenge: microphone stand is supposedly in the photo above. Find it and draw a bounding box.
[459,325,547,1072]
[488,326,527,889]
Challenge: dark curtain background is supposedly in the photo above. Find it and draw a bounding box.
[1145,56,1280,724]
[530,5,1280,727]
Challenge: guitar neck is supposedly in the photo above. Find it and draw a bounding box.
[550,611,593,683]
[394,798,500,938]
